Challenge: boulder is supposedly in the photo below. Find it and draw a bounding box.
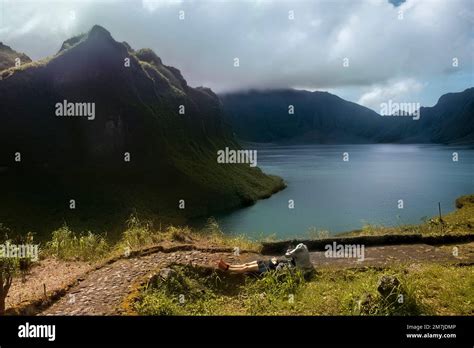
[377,275,400,298]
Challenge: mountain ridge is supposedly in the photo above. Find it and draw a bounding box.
[220,87,474,144]
[0,42,32,71]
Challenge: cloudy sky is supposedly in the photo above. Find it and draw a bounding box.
[0,0,473,111]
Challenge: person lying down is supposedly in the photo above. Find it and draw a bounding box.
[217,243,313,274]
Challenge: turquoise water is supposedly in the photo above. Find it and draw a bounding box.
[216,144,474,239]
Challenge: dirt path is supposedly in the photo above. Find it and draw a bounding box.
[8,242,474,316]
[309,242,474,268]
[6,259,91,310]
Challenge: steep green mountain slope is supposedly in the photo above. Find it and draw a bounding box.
[420,88,474,144]
[0,25,284,237]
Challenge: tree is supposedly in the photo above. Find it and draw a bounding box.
[0,256,16,315]
[0,228,35,315]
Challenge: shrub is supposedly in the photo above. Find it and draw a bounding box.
[119,214,159,250]
[46,225,109,261]
[164,226,193,243]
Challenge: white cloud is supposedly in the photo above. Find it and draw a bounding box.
[358,78,425,111]
[142,0,183,12]
[0,0,471,102]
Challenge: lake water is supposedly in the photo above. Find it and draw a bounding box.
[216,144,474,240]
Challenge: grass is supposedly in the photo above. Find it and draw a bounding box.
[133,263,474,316]
[196,217,261,252]
[306,226,330,239]
[113,215,260,253]
[13,193,474,263]
[341,194,474,237]
[115,214,161,251]
[44,225,109,261]
[39,215,260,262]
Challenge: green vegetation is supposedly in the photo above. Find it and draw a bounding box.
[117,215,161,251]
[3,194,474,316]
[37,216,259,262]
[341,194,474,237]
[45,225,109,261]
[134,265,306,316]
[134,263,473,316]
[114,216,261,256]
[198,217,261,252]
[130,196,474,316]
[306,227,330,239]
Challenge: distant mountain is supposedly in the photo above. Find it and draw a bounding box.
[419,88,474,144]
[220,88,474,144]
[0,25,283,235]
[0,42,31,71]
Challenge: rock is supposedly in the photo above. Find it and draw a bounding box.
[147,267,178,287]
[159,268,176,281]
[377,275,400,298]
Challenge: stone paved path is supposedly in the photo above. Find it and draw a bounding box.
[41,249,260,316]
[39,242,474,315]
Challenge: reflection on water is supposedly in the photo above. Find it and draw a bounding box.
[216,144,474,240]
